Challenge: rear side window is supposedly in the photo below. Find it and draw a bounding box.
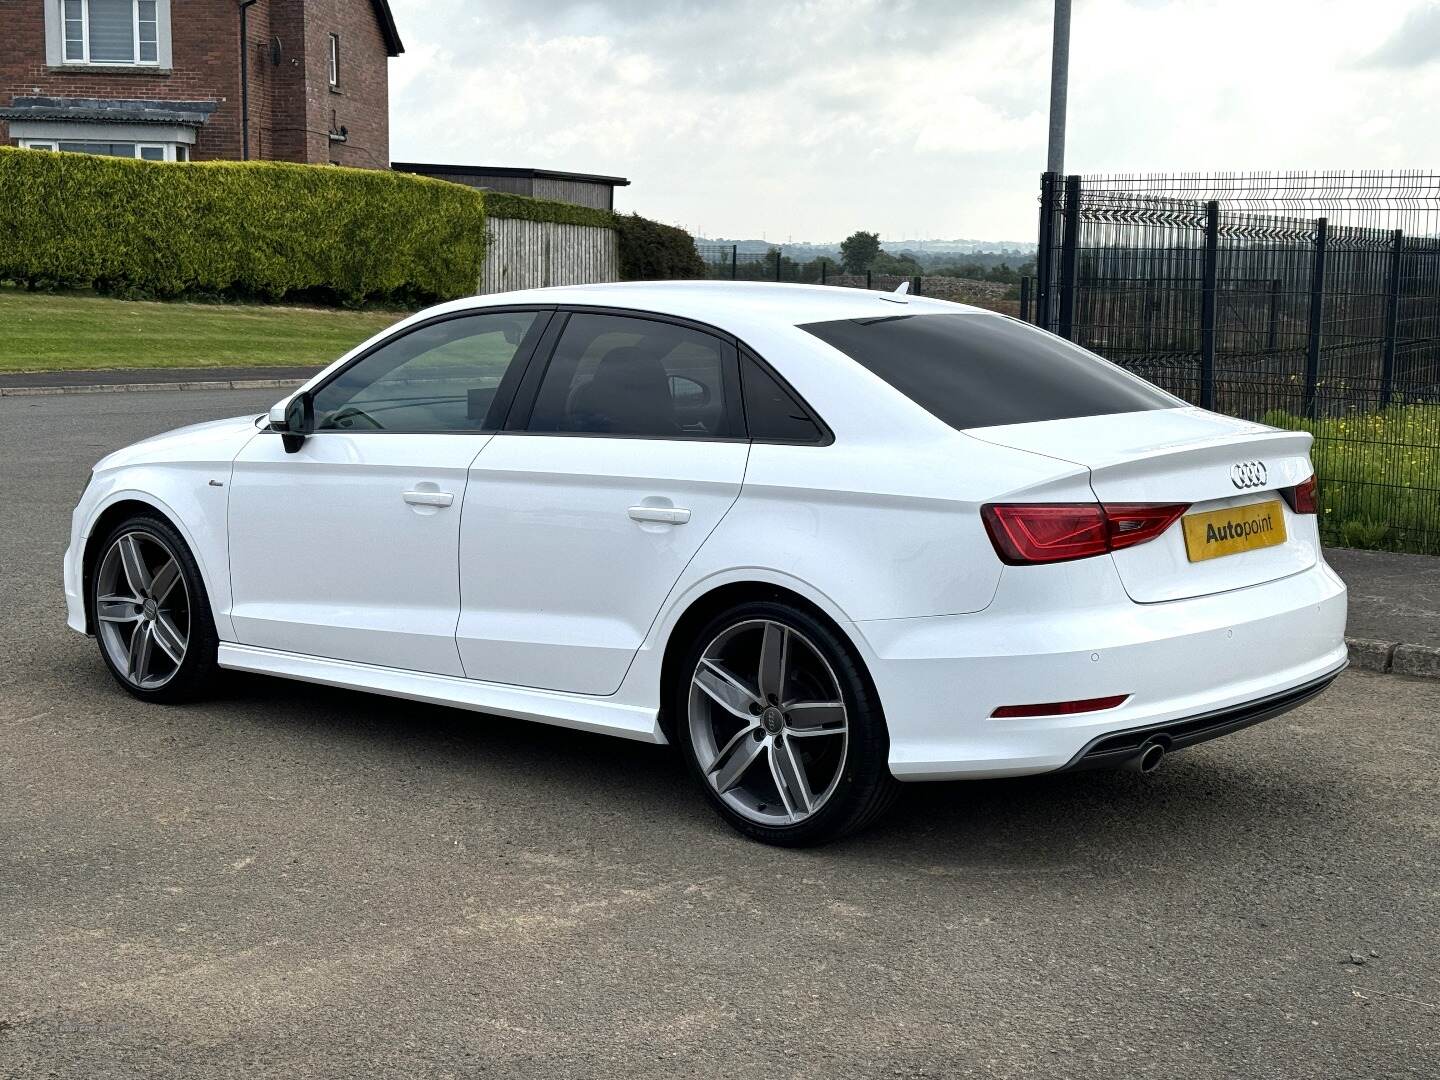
[527,313,734,438]
[740,352,826,444]
[801,313,1177,430]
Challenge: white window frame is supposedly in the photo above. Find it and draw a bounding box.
[56,0,166,67]
[21,138,184,161]
[328,33,341,88]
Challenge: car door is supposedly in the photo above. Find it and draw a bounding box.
[228,308,550,675]
[457,310,749,695]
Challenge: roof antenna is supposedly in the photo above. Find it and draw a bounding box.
[878,279,911,304]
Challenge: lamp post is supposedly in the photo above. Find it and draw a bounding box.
[1047,0,1071,175]
[239,0,259,160]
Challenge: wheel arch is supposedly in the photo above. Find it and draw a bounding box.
[655,579,884,744]
[80,495,207,635]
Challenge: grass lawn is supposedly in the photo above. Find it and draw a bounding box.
[0,288,406,372]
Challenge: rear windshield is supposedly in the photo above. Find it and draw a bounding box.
[801,313,1177,430]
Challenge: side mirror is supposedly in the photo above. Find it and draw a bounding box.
[270,392,313,453]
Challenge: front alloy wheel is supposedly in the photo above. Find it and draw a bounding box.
[96,531,191,689]
[91,514,218,702]
[678,601,899,845]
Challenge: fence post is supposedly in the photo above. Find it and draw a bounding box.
[1035,172,1058,332]
[731,245,737,280]
[1381,228,1403,409]
[1266,277,1280,351]
[1142,278,1155,353]
[914,275,922,296]
[821,261,827,286]
[866,269,872,290]
[1057,174,1082,341]
[774,248,782,282]
[1199,200,1220,410]
[1019,276,1032,322]
[1303,217,1328,417]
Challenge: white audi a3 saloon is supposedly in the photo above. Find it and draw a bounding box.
[65,282,1348,845]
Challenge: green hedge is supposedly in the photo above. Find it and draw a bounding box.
[481,192,706,282]
[613,212,707,281]
[0,148,488,305]
[482,190,615,230]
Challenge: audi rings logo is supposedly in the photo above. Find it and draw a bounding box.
[1230,460,1268,489]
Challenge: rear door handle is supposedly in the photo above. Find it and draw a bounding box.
[628,505,691,525]
[403,490,454,508]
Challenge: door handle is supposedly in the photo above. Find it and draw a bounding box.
[628,505,691,525]
[403,490,454,508]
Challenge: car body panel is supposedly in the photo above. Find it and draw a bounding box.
[65,414,260,640]
[228,428,487,675]
[456,434,749,694]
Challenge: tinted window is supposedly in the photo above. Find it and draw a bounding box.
[528,313,732,438]
[741,353,825,443]
[802,313,1177,430]
[312,311,540,433]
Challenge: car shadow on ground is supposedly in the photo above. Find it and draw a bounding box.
[200,666,1343,870]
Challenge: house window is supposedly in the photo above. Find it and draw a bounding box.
[328,33,340,88]
[22,139,183,161]
[62,0,160,65]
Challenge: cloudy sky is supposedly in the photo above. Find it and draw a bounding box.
[388,0,1440,243]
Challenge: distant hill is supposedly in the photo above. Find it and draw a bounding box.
[698,238,1037,256]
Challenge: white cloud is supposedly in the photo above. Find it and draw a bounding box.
[386,0,1440,241]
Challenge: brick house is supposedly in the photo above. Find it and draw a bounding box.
[0,0,402,167]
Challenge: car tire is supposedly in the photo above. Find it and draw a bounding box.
[90,512,219,704]
[674,599,900,846]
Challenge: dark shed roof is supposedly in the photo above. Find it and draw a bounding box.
[391,163,631,187]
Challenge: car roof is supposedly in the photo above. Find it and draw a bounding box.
[444,280,989,331]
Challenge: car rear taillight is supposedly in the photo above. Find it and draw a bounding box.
[991,694,1129,718]
[981,502,1189,565]
[1284,474,1319,514]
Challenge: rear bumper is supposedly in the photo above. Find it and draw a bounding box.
[853,557,1348,781]
[1061,663,1344,771]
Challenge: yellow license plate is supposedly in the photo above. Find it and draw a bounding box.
[1182,499,1287,562]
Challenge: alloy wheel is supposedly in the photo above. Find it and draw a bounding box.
[688,619,850,826]
[95,531,191,690]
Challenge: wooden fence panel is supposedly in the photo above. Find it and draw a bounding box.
[480,218,620,294]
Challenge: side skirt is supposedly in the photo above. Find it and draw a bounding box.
[216,643,664,743]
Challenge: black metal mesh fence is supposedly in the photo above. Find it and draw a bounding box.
[1035,172,1440,554]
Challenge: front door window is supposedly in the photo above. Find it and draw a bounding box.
[311,311,545,434]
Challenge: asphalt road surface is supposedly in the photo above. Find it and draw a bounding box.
[2,390,1437,1079]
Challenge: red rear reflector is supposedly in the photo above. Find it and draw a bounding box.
[981,502,1189,565]
[991,694,1129,719]
[1284,474,1319,514]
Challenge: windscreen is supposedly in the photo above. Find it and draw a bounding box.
[801,313,1178,430]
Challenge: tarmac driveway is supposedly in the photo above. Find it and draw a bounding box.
[1,390,1436,1079]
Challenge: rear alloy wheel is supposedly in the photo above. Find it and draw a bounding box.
[91,515,218,703]
[678,601,899,846]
